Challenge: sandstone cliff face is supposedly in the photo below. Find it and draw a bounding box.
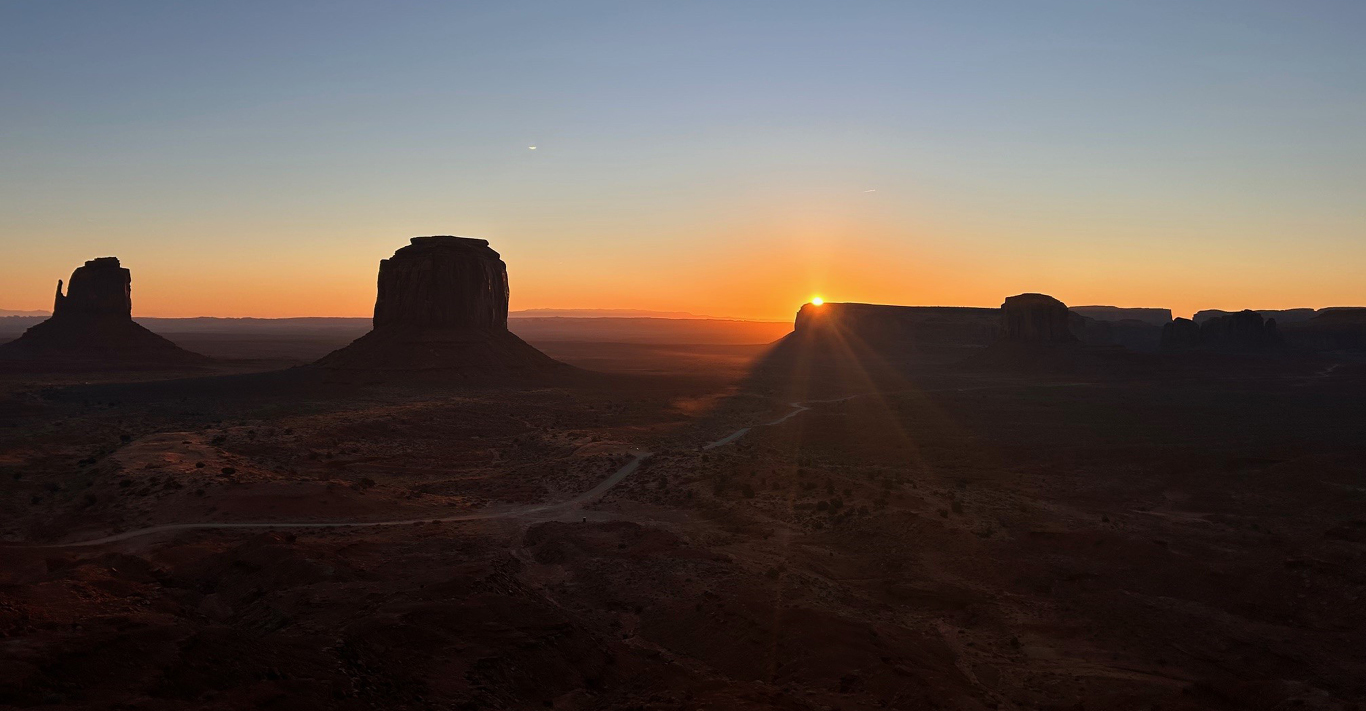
[0,257,206,367]
[1001,294,1076,343]
[315,236,565,379]
[373,236,509,331]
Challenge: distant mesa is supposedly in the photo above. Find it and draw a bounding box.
[0,257,207,368]
[314,236,567,379]
[1067,310,1166,353]
[1001,293,1076,344]
[793,302,998,350]
[1070,306,1172,327]
[1161,310,1283,351]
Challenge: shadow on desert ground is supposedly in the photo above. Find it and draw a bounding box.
[1,330,1364,710]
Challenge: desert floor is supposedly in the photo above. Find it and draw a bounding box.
[1,339,1363,710]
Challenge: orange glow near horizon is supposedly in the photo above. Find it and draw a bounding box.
[3,207,1365,322]
[3,227,1365,323]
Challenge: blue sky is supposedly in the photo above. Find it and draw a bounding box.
[2,1,1363,318]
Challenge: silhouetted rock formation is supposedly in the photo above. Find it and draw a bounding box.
[373,236,510,330]
[793,302,997,349]
[1070,306,1172,327]
[1159,318,1202,350]
[1194,308,1316,325]
[0,258,206,368]
[315,236,566,379]
[1205,311,1282,348]
[1161,311,1283,351]
[1001,294,1076,343]
[1281,308,1366,352]
[1068,313,1164,353]
[749,302,999,395]
[53,257,133,320]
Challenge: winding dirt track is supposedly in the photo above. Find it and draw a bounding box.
[21,396,859,549]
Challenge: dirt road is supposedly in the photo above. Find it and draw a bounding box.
[22,397,847,548]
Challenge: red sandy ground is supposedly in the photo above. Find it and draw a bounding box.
[1,349,1364,710]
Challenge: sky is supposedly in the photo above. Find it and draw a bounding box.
[2,1,1364,320]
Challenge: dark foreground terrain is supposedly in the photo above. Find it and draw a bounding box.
[1,341,1364,710]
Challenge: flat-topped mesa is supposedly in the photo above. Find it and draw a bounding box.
[1070,306,1172,327]
[1000,293,1076,343]
[0,257,206,368]
[53,257,133,320]
[373,236,509,331]
[314,236,566,379]
[794,302,998,344]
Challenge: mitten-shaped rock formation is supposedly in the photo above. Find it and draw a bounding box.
[54,256,134,320]
[0,257,206,367]
[315,236,565,379]
[1001,293,1076,343]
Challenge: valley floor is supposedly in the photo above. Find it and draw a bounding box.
[1,347,1363,710]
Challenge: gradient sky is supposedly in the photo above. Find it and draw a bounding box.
[2,1,1364,320]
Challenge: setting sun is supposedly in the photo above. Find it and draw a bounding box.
[811,296,824,306]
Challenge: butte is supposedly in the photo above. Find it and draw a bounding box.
[313,236,568,381]
[0,257,206,368]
